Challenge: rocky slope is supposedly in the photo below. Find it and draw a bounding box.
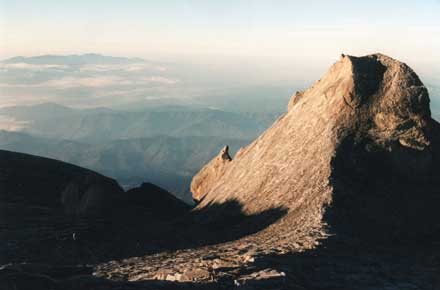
[192,53,440,243]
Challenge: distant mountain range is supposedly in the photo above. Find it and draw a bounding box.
[0,103,273,202]
[0,102,278,141]
[428,83,440,120]
[0,51,287,202]
[0,129,249,202]
[2,53,148,65]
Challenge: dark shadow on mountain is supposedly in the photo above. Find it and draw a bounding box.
[81,199,288,264]
[1,197,289,289]
[216,236,440,289]
[324,131,440,244]
[0,149,287,268]
[174,200,288,248]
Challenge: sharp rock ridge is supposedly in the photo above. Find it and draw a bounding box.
[191,53,440,243]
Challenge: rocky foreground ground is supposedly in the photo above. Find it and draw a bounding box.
[3,231,439,289]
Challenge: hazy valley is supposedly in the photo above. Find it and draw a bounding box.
[0,54,292,202]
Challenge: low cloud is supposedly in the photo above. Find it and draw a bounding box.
[0,63,69,71]
[79,63,167,73]
[0,75,180,89]
[141,76,179,85]
[0,115,30,131]
[0,55,183,108]
[44,76,123,88]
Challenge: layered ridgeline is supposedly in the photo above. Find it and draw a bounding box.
[192,53,440,243]
[0,131,249,202]
[0,105,277,202]
[0,105,276,142]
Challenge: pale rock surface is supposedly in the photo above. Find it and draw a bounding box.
[190,145,232,203]
[191,53,440,243]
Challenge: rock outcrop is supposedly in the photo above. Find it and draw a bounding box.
[61,174,124,216]
[190,145,232,203]
[0,149,123,217]
[191,53,440,242]
[121,182,190,220]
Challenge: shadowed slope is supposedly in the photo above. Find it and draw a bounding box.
[0,149,285,266]
[0,150,192,264]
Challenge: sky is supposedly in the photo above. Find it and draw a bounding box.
[0,0,439,111]
[1,1,439,71]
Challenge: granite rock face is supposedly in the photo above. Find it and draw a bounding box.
[191,53,440,242]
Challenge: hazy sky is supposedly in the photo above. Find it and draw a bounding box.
[1,1,440,76]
